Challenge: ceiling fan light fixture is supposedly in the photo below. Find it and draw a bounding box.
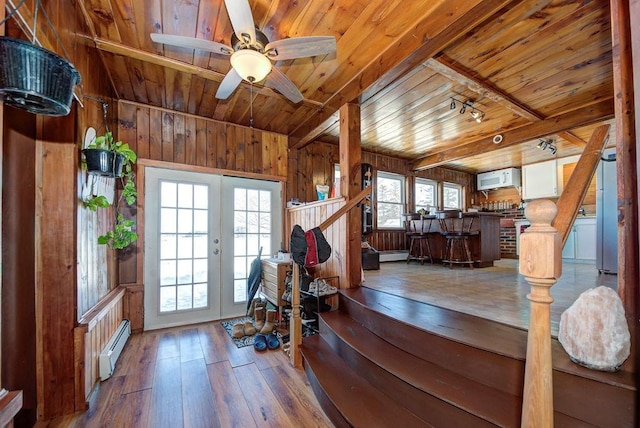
[230,49,272,83]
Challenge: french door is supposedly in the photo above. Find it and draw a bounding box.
[144,167,281,330]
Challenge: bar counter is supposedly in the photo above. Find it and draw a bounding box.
[410,212,501,268]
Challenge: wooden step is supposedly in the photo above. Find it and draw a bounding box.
[337,287,637,427]
[300,334,431,428]
[338,287,527,397]
[319,310,520,427]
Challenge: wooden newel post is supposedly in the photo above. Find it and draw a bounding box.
[519,199,562,427]
[290,263,303,367]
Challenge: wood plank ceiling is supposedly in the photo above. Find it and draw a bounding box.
[74,0,614,173]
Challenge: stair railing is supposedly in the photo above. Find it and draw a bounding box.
[518,199,561,426]
[289,186,372,367]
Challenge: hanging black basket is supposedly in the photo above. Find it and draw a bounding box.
[83,149,124,178]
[0,36,80,117]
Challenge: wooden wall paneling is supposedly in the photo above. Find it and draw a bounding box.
[185,116,196,165]
[149,108,162,161]
[36,114,78,420]
[173,114,186,164]
[225,124,236,170]
[234,126,245,172]
[287,199,348,283]
[136,107,150,159]
[2,107,36,425]
[123,284,144,332]
[214,122,226,169]
[74,287,125,406]
[195,118,208,167]
[161,112,174,162]
[118,102,137,153]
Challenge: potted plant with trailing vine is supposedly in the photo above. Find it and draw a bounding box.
[83,131,138,250]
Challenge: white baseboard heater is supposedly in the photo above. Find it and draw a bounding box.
[99,319,131,381]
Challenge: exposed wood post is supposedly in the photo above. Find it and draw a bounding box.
[289,263,303,367]
[519,199,562,427]
[552,125,610,245]
[611,0,639,322]
[339,103,362,287]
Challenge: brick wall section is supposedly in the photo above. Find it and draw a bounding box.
[486,208,527,258]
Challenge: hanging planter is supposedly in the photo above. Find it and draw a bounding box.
[0,36,80,116]
[83,148,125,177]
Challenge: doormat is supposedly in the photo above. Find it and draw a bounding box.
[221,317,258,348]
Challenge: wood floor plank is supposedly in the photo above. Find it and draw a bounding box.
[207,361,258,428]
[211,322,254,367]
[181,358,221,427]
[179,327,204,363]
[198,323,228,365]
[77,375,126,427]
[110,389,152,428]
[261,365,334,428]
[232,363,294,427]
[122,332,159,394]
[147,356,183,427]
[156,330,181,359]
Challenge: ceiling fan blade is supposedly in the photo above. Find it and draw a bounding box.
[224,0,256,45]
[216,68,243,99]
[264,67,303,104]
[150,33,233,55]
[265,36,336,61]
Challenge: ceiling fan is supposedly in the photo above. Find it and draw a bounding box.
[150,0,336,104]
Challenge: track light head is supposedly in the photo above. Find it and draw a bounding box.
[450,98,456,110]
[460,105,466,114]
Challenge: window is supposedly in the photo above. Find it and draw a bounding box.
[443,182,463,209]
[376,172,405,228]
[415,178,437,212]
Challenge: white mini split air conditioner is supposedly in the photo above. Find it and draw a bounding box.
[477,167,521,191]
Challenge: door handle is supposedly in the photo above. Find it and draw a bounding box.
[213,249,220,255]
[213,238,219,244]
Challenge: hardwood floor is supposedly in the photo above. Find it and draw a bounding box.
[362,258,617,336]
[39,323,333,428]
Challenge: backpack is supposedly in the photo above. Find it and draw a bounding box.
[290,224,331,267]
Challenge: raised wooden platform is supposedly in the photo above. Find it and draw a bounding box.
[300,287,637,427]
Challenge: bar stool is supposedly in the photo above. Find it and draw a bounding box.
[435,210,479,269]
[403,213,435,264]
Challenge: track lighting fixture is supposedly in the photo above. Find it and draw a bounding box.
[448,98,485,123]
[537,138,557,155]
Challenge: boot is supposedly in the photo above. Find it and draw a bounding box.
[232,322,245,338]
[247,297,261,317]
[254,306,266,331]
[260,309,277,334]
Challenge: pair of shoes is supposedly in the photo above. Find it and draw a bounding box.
[316,279,337,296]
[232,320,256,338]
[253,333,280,351]
[282,288,291,302]
[254,302,266,331]
[308,280,318,294]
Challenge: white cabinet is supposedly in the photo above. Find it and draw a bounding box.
[562,218,596,261]
[522,160,558,200]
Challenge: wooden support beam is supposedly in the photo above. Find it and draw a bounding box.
[519,200,562,427]
[340,103,362,288]
[413,99,614,170]
[552,125,610,246]
[611,0,639,324]
[289,112,339,150]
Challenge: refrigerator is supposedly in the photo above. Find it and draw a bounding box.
[596,148,617,274]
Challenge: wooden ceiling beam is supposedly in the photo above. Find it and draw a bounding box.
[86,36,323,111]
[413,99,614,170]
[290,112,340,150]
[427,55,588,146]
[288,0,514,143]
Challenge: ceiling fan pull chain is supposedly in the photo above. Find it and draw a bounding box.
[250,81,254,128]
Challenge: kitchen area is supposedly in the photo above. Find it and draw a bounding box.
[474,147,617,274]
